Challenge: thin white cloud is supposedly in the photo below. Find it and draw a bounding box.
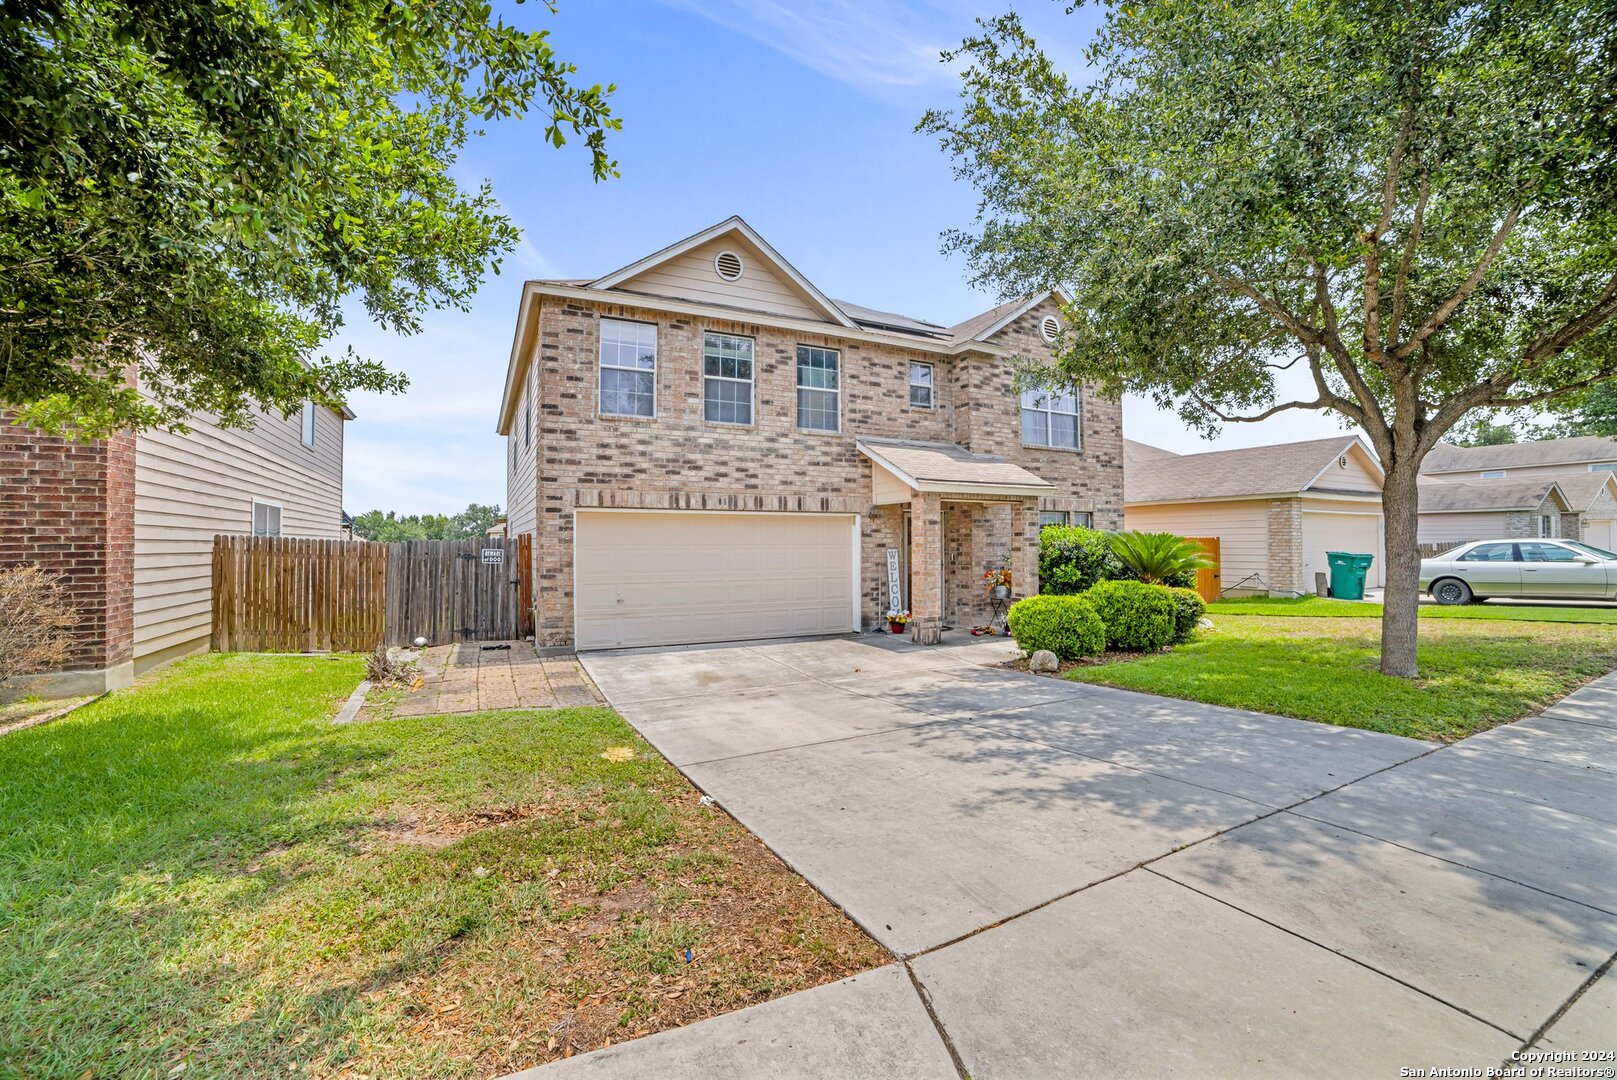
[653,0,969,94]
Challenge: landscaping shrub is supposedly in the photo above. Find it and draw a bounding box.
[1166,587,1207,643]
[1108,531,1214,589]
[1006,594,1107,660]
[0,565,77,687]
[1037,525,1121,595]
[1082,580,1177,652]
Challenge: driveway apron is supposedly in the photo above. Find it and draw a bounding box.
[520,636,1617,1078]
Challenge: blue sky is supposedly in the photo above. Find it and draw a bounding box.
[334,0,1349,516]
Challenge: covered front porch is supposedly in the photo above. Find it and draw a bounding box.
[858,438,1055,645]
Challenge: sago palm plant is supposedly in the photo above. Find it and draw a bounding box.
[1107,531,1215,586]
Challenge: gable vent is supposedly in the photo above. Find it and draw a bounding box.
[1040,314,1061,342]
[714,250,744,281]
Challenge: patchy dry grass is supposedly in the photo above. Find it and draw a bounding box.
[0,654,885,1078]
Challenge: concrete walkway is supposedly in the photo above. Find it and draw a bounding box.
[512,634,1617,1077]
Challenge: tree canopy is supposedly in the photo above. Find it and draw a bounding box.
[922,0,1617,675]
[350,503,502,543]
[1,0,618,437]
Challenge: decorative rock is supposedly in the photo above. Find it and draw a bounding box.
[1197,618,1214,630]
[1030,650,1060,673]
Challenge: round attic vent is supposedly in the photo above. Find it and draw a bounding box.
[1040,314,1061,342]
[714,250,744,281]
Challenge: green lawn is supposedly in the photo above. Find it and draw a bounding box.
[0,655,883,1078]
[1064,615,1617,740]
[1210,594,1617,624]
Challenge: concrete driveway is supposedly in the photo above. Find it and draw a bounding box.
[520,634,1617,1078]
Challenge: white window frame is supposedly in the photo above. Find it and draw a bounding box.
[1480,470,1506,479]
[1535,513,1558,538]
[908,362,934,409]
[702,331,755,426]
[251,500,283,538]
[1590,463,1617,473]
[796,345,841,433]
[1037,511,1069,529]
[300,400,316,448]
[1020,386,1082,450]
[598,317,658,419]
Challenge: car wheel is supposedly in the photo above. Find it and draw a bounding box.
[1431,578,1473,606]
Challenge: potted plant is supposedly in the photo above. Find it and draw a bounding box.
[886,610,912,634]
[984,566,1013,600]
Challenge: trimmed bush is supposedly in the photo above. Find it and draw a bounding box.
[1082,580,1177,652]
[1006,594,1107,660]
[1037,525,1121,595]
[1166,586,1207,643]
[1108,531,1215,588]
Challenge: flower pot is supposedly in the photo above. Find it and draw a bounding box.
[889,622,907,634]
[991,585,1011,600]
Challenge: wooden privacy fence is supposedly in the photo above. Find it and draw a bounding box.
[1186,536,1222,603]
[212,534,532,652]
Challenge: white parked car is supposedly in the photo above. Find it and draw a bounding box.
[1419,539,1617,604]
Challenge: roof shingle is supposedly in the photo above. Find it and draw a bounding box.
[1123,436,1370,504]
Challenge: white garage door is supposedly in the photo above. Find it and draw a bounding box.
[1586,518,1616,551]
[1301,511,1383,592]
[574,511,858,650]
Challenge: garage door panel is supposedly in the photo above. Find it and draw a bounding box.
[1301,511,1383,592]
[575,512,856,649]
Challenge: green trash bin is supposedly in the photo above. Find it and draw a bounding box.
[1327,551,1375,601]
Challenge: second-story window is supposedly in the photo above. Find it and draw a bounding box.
[908,362,934,409]
[599,318,657,418]
[301,400,316,448]
[703,332,754,425]
[1021,387,1080,449]
[797,345,840,432]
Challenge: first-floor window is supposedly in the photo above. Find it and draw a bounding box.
[1021,387,1081,449]
[703,332,754,424]
[1037,511,1068,529]
[1073,511,1094,527]
[908,362,934,409]
[797,345,840,431]
[599,318,657,418]
[252,501,283,537]
[1536,514,1558,537]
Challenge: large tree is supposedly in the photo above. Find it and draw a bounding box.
[922,0,1617,675]
[1,0,617,437]
[1546,382,1617,438]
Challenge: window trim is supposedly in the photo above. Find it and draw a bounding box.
[251,499,284,538]
[795,344,842,433]
[597,317,659,420]
[908,362,935,410]
[1590,463,1617,473]
[300,400,316,448]
[1535,513,1558,538]
[1037,511,1069,530]
[1020,386,1082,450]
[702,330,756,427]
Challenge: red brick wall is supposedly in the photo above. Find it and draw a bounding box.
[0,420,136,673]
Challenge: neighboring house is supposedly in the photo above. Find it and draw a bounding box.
[1123,436,1385,596]
[2,396,349,697]
[1418,436,1617,547]
[496,215,1123,650]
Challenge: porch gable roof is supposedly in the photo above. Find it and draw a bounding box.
[856,437,1056,499]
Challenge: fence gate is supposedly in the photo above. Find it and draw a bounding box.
[384,536,532,646]
[1186,536,1222,603]
[212,534,533,652]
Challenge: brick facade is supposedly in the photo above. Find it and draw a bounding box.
[1265,497,1305,595]
[517,293,1123,647]
[0,420,136,694]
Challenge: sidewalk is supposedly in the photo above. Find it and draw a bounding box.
[384,641,604,718]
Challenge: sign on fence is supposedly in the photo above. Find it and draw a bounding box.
[212,534,533,652]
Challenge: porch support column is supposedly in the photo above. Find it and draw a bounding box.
[909,492,943,645]
[1010,499,1038,601]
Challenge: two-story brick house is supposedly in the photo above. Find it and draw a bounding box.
[496,217,1122,651]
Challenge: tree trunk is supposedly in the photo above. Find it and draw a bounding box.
[1379,461,1424,677]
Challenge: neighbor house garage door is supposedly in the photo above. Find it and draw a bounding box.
[1586,518,1616,551]
[573,511,858,650]
[1301,510,1384,592]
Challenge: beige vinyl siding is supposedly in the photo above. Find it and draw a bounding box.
[1418,510,1508,545]
[619,238,825,320]
[506,358,538,537]
[1431,460,1617,481]
[1311,446,1383,493]
[872,464,910,505]
[133,406,344,669]
[1124,500,1270,594]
